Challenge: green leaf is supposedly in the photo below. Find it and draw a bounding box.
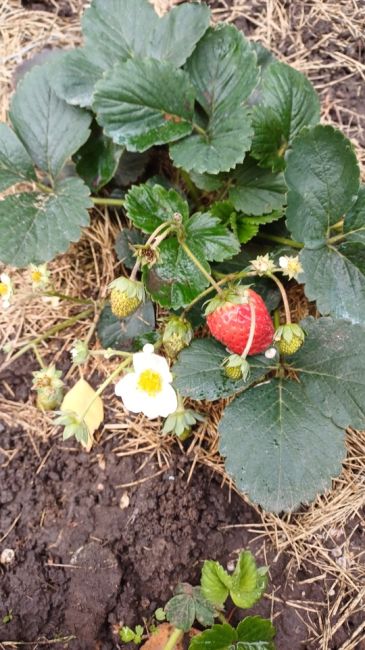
[170,25,258,174]
[97,302,155,351]
[0,123,36,191]
[291,317,365,430]
[115,150,151,187]
[48,48,104,108]
[236,221,259,244]
[193,587,215,628]
[125,184,189,233]
[230,552,267,608]
[229,157,287,216]
[219,378,345,512]
[93,58,195,152]
[300,246,365,324]
[201,560,232,606]
[173,338,271,401]
[83,0,210,69]
[0,177,91,267]
[189,624,237,650]
[185,211,240,262]
[236,616,275,649]
[144,237,209,309]
[251,61,320,171]
[165,592,196,632]
[10,65,91,179]
[344,186,365,244]
[74,124,124,191]
[285,125,360,244]
[115,228,146,269]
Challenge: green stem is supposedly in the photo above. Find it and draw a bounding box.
[182,270,258,314]
[130,224,175,280]
[193,123,207,138]
[268,274,291,324]
[256,233,304,250]
[32,344,45,369]
[36,181,53,194]
[331,219,344,231]
[328,232,347,245]
[81,357,131,420]
[273,308,281,330]
[1,308,93,369]
[180,240,222,293]
[43,291,95,305]
[92,197,125,207]
[162,627,184,650]
[216,612,229,625]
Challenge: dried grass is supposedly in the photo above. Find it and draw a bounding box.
[1,0,365,648]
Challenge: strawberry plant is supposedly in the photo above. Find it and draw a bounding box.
[117,551,275,649]
[1,0,365,513]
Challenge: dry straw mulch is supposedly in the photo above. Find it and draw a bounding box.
[0,1,365,648]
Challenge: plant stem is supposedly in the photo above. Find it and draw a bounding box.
[43,291,95,305]
[182,270,258,314]
[268,274,291,324]
[162,627,184,650]
[36,181,53,194]
[180,241,222,294]
[130,224,175,280]
[32,344,45,369]
[273,308,281,329]
[81,357,131,420]
[241,300,256,358]
[327,232,347,245]
[217,612,229,625]
[193,123,207,138]
[92,197,125,207]
[180,169,200,202]
[1,308,93,370]
[331,219,344,231]
[256,233,304,250]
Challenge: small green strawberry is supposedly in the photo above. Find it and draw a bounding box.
[162,316,193,358]
[275,323,305,356]
[109,277,145,319]
[32,366,64,411]
[222,354,251,382]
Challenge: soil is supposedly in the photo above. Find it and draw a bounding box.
[0,356,364,650]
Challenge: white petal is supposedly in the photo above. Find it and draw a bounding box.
[115,373,142,413]
[151,383,178,418]
[143,343,154,354]
[278,256,288,269]
[133,350,172,381]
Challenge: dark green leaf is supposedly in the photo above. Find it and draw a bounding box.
[173,338,271,401]
[236,221,259,244]
[185,211,240,262]
[201,560,231,606]
[291,317,365,430]
[285,125,360,244]
[93,58,195,151]
[0,123,36,191]
[97,302,155,351]
[219,378,345,512]
[229,157,287,216]
[115,228,146,269]
[114,150,151,187]
[230,552,268,608]
[251,61,320,171]
[236,616,275,649]
[74,125,124,191]
[189,624,237,650]
[192,587,215,628]
[188,170,225,192]
[170,25,258,173]
[144,237,209,309]
[10,65,91,178]
[49,48,104,108]
[125,184,189,233]
[165,593,195,632]
[0,177,91,267]
[300,245,365,324]
[344,186,365,244]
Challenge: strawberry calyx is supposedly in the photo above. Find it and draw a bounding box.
[108,276,145,302]
[204,284,252,316]
[222,353,251,382]
[275,323,305,356]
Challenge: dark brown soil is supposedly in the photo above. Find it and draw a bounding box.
[0,356,363,650]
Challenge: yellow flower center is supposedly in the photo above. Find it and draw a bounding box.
[31,270,43,283]
[0,282,8,296]
[137,369,162,397]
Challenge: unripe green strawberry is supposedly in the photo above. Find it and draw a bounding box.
[32,365,64,411]
[162,316,193,359]
[275,323,305,356]
[109,277,145,319]
[206,286,274,355]
[224,365,242,381]
[36,388,63,411]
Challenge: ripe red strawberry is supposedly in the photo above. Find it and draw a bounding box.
[205,286,274,355]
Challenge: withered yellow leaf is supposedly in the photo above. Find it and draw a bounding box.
[61,378,104,451]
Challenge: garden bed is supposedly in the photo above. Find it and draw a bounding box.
[0,1,365,649]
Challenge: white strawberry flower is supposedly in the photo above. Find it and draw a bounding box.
[0,273,13,309]
[250,253,276,276]
[279,255,303,280]
[29,263,50,290]
[115,344,178,419]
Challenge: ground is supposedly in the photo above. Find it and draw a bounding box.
[0,1,365,649]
